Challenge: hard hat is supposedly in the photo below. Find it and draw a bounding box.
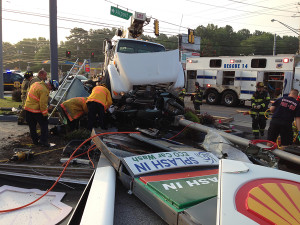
[256,82,264,88]
[49,80,59,91]
[195,82,200,87]
[24,71,33,79]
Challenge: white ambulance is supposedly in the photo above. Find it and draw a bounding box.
[185,55,300,106]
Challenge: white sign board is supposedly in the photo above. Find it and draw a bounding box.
[123,151,219,176]
[217,159,300,225]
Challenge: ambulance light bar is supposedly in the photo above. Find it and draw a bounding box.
[187,59,198,63]
[283,58,289,63]
[230,59,241,63]
[275,58,289,63]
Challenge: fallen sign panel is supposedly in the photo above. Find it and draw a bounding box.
[122,151,219,176]
[138,169,219,209]
[0,185,72,225]
[92,131,220,224]
[217,159,300,225]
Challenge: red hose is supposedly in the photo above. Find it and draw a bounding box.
[249,139,277,151]
[0,131,140,214]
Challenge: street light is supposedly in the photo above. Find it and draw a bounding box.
[271,19,300,54]
[271,19,299,35]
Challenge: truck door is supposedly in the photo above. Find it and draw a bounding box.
[283,71,293,95]
[293,67,300,91]
[186,70,196,93]
[239,71,257,101]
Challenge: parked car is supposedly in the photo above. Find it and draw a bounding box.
[3,71,24,91]
[66,75,88,84]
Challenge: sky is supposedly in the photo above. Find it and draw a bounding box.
[2,0,300,44]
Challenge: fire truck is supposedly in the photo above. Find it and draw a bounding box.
[185,55,300,106]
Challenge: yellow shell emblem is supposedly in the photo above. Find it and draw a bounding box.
[235,178,300,225]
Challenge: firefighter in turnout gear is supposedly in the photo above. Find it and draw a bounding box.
[250,82,270,139]
[193,82,203,114]
[18,71,33,125]
[178,88,186,103]
[60,97,88,130]
[87,83,113,131]
[24,80,59,147]
[28,69,48,88]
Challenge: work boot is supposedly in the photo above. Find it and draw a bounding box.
[38,141,50,148]
[254,134,259,139]
[260,131,264,137]
[17,119,27,125]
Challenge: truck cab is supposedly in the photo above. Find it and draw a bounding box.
[101,12,185,128]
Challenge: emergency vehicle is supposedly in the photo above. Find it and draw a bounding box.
[185,55,300,106]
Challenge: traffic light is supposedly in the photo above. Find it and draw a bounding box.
[154,19,159,36]
[91,52,95,59]
[188,29,195,44]
[66,50,71,58]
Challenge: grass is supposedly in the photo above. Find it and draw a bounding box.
[0,97,21,115]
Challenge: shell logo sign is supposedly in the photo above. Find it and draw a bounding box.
[235,178,300,225]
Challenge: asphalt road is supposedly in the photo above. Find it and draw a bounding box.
[184,98,266,136]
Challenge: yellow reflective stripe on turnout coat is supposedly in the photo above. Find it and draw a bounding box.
[60,97,88,121]
[24,81,49,116]
[86,86,113,110]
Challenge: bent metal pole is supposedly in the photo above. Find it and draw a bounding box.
[176,116,300,166]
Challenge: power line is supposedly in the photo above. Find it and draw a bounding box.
[226,0,297,13]
[184,0,296,18]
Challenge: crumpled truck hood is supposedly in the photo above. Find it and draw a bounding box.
[114,49,184,86]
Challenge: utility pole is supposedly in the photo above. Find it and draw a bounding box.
[271,19,300,54]
[273,33,276,56]
[0,0,3,99]
[49,0,58,81]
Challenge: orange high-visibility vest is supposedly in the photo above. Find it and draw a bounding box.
[60,97,88,121]
[24,81,49,116]
[86,86,112,110]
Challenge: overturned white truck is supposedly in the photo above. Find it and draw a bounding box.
[101,12,185,128]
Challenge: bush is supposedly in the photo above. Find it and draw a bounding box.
[184,108,200,123]
[12,89,22,102]
[199,113,216,125]
[65,128,91,141]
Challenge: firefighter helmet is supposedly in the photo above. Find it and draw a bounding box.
[195,82,200,87]
[49,80,59,91]
[24,71,33,79]
[256,82,264,88]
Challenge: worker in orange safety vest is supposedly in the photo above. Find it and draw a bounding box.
[60,97,88,130]
[86,83,112,131]
[24,80,59,147]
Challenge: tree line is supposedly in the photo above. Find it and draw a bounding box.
[3,24,298,72]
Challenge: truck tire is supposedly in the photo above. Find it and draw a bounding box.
[206,89,220,105]
[222,91,238,107]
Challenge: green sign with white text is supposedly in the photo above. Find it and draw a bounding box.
[110,6,132,20]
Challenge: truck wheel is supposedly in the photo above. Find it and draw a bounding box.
[222,91,238,107]
[206,90,220,105]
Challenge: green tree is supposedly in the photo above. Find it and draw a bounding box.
[276,36,298,54]
[240,33,274,55]
[65,28,90,60]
